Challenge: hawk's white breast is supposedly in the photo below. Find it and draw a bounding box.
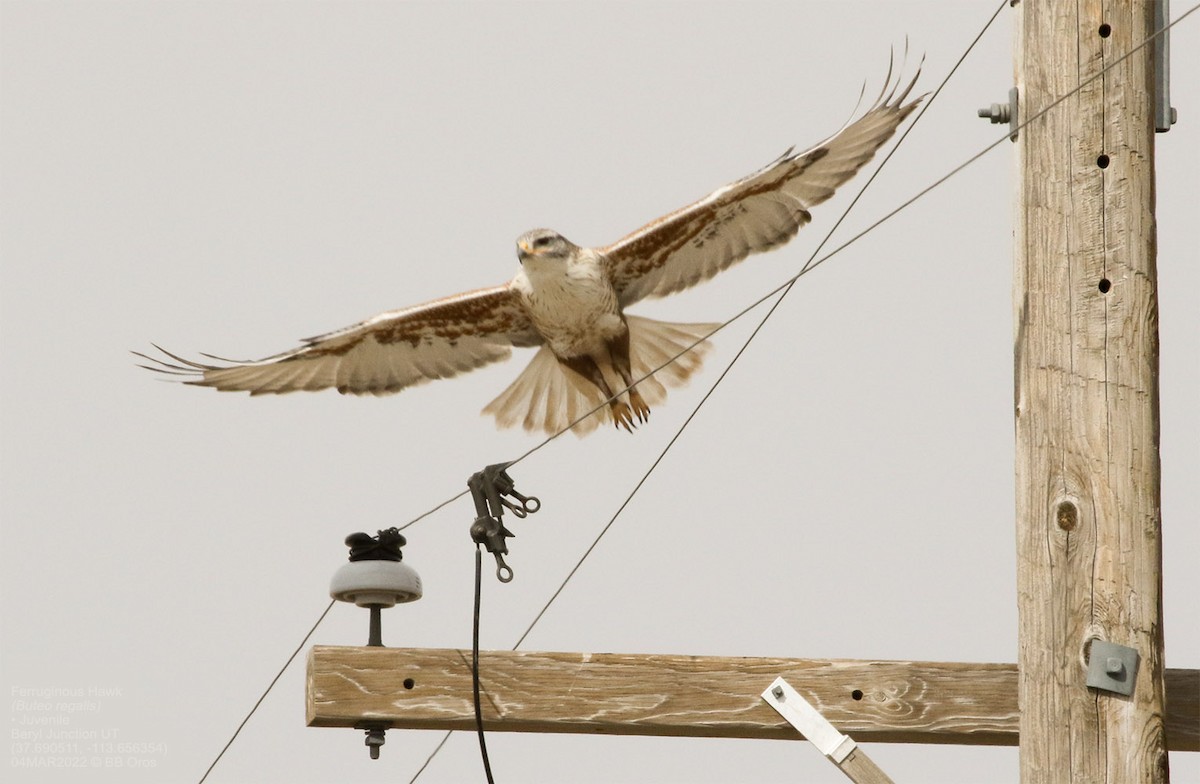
[512,249,623,358]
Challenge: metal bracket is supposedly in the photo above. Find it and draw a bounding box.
[1155,0,1177,132]
[1085,640,1140,696]
[762,677,857,764]
[762,677,896,783]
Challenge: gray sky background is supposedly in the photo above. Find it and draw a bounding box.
[2,2,1196,783]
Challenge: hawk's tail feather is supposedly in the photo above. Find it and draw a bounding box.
[626,316,717,391]
[482,315,718,437]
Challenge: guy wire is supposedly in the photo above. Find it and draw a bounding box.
[195,3,1198,780]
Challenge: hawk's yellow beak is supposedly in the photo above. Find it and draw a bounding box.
[518,239,532,255]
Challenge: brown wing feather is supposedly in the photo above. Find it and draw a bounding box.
[137,284,540,396]
[602,59,924,307]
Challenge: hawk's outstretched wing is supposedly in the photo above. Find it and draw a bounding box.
[138,285,540,396]
[602,60,923,307]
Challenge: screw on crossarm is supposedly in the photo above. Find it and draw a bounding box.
[467,462,540,583]
[357,722,390,760]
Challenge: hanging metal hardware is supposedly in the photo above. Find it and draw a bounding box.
[468,462,540,582]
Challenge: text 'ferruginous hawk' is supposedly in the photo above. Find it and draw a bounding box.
[140,61,923,436]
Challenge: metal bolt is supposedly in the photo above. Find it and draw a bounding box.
[365,728,386,760]
[771,685,785,700]
[977,88,1019,142]
[978,103,1011,124]
[1105,657,1124,676]
[368,605,383,647]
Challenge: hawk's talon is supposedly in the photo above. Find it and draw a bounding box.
[611,400,636,432]
[628,390,651,424]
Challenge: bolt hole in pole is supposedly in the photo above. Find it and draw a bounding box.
[403,678,415,690]
[1098,278,1112,294]
[1097,154,1110,169]
[1098,22,1112,38]
[851,689,864,701]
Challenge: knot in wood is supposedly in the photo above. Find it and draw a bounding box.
[1055,500,1079,532]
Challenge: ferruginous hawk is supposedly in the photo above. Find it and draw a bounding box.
[140,62,922,436]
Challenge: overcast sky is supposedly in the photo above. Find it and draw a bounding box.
[2,2,1196,783]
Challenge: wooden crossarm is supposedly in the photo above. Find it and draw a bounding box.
[306,646,1198,750]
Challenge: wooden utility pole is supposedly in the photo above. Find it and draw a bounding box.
[1014,1,1168,782]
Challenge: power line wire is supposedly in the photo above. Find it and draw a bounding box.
[405,731,454,784]
[405,2,1015,779]
[400,7,1007,530]
[196,2,1198,779]
[197,598,336,783]
[511,0,1008,653]
[402,0,1200,775]
[407,0,1194,533]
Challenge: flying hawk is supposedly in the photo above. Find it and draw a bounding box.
[140,62,922,436]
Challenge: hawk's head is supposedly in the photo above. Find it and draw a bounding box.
[516,229,574,264]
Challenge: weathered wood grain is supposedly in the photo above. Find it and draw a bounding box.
[837,747,896,784]
[306,647,1199,751]
[1014,1,1169,781]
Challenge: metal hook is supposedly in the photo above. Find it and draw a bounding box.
[493,552,514,583]
[514,491,541,515]
[500,492,540,518]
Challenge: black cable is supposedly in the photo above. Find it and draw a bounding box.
[472,545,497,784]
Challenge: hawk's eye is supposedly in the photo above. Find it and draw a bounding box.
[534,236,554,248]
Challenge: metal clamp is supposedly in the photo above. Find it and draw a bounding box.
[468,463,540,582]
